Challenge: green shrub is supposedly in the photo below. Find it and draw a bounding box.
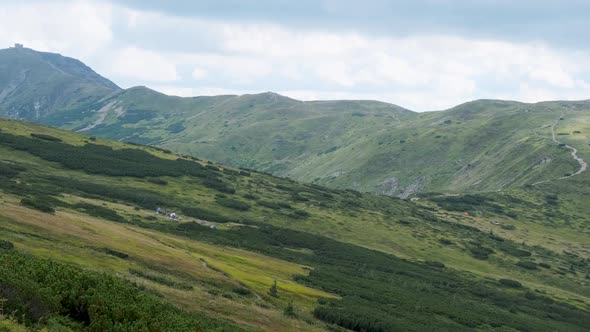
[30,133,62,142]
[268,280,279,298]
[283,302,296,317]
[202,177,236,194]
[257,200,282,210]
[290,209,310,219]
[438,238,453,245]
[0,132,214,179]
[20,197,55,213]
[205,165,221,172]
[216,198,251,211]
[147,178,168,185]
[0,240,14,250]
[516,261,538,270]
[73,202,125,222]
[469,245,494,260]
[99,248,129,259]
[232,287,252,296]
[0,252,243,331]
[499,278,522,288]
[243,193,258,200]
[0,162,26,178]
[222,168,240,176]
[500,224,516,230]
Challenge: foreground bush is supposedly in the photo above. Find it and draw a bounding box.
[0,251,244,331]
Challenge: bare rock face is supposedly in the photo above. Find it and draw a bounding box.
[398,176,426,199]
[377,177,400,196]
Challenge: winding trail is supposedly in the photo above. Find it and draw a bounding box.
[532,112,588,186]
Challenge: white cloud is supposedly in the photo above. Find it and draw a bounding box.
[108,46,179,83]
[0,0,113,58]
[191,68,207,80]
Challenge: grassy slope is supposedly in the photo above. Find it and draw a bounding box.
[1,47,588,197]
[0,119,589,331]
[54,87,589,197]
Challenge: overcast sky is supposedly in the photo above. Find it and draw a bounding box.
[1,0,590,111]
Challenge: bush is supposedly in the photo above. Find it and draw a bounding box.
[469,245,494,260]
[425,261,445,268]
[0,240,14,250]
[0,132,214,179]
[289,210,310,219]
[73,202,125,222]
[0,252,243,331]
[268,280,279,298]
[216,198,251,211]
[232,287,252,296]
[0,162,26,178]
[147,178,168,185]
[202,177,236,194]
[99,248,129,259]
[257,200,282,210]
[284,302,296,317]
[499,278,522,288]
[20,197,55,213]
[30,133,62,142]
[516,261,538,270]
[500,224,516,230]
[439,238,453,245]
[243,193,258,200]
[538,262,551,269]
[222,168,240,176]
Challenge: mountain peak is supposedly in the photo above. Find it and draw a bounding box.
[0,46,120,120]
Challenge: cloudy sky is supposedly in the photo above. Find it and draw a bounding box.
[1,0,590,111]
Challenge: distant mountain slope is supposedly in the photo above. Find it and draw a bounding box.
[76,87,589,196]
[0,46,588,196]
[0,46,119,120]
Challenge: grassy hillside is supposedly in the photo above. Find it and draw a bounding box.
[45,87,589,197]
[75,89,590,197]
[1,47,588,197]
[0,119,589,331]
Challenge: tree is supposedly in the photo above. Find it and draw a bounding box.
[284,302,296,317]
[269,280,279,298]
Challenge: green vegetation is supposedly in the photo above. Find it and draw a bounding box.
[0,251,244,331]
[0,119,589,331]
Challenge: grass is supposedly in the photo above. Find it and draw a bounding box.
[0,119,589,331]
[0,197,330,332]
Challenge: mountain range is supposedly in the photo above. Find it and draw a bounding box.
[0,45,588,197]
[1,45,590,331]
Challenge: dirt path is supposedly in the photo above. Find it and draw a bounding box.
[532,112,588,186]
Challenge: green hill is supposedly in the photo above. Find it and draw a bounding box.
[0,119,589,331]
[1,47,589,197]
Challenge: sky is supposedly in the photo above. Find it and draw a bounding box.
[1,0,590,111]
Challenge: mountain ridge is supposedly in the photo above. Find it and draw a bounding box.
[1,46,588,196]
